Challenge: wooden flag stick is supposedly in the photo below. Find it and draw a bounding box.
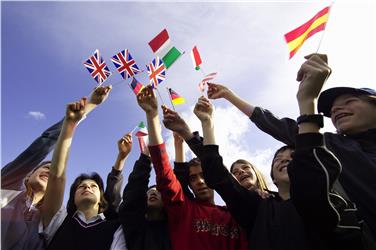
[166,87,176,111]
[155,88,165,106]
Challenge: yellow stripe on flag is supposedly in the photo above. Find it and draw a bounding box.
[287,13,329,52]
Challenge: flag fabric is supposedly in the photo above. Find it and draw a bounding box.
[137,136,148,154]
[147,57,166,88]
[148,29,182,69]
[191,46,202,70]
[284,6,330,59]
[111,49,141,79]
[169,88,185,105]
[135,121,148,137]
[198,72,218,92]
[129,77,144,95]
[83,49,112,84]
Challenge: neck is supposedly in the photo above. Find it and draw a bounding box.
[277,182,290,200]
[77,204,99,220]
[146,208,165,221]
[31,190,44,206]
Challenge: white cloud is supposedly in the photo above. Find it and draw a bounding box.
[27,111,46,120]
[164,105,279,192]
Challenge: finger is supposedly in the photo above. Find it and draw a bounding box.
[304,53,328,63]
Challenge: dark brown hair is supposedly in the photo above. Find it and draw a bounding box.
[66,172,108,216]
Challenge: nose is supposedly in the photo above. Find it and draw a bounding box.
[330,103,344,116]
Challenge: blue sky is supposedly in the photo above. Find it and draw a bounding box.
[2,1,375,205]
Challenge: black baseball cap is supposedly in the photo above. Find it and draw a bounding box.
[318,87,376,117]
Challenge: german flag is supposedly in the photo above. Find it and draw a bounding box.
[169,88,185,105]
[285,6,330,59]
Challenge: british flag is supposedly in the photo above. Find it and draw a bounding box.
[83,49,112,84]
[147,57,166,88]
[111,49,141,80]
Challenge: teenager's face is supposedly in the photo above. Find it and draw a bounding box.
[146,187,163,209]
[188,165,214,202]
[74,179,101,208]
[231,162,257,190]
[331,94,376,134]
[27,165,50,192]
[272,149,293,186]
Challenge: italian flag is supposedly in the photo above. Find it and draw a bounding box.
[148,29,182,69]
[191,46,202,70]
[135,121,148,137]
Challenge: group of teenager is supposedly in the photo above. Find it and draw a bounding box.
[1,53,375,250]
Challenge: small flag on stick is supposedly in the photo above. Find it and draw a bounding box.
[83,49,112,84]
[111,49,141,79]
[129,78,144,95]
[198,72,218,92]
[135,121,148,137]
[147,57,166,89]
[148,29,182,69]
[191,46,202,71]
[284,6,331,59]
[168,88,185,105]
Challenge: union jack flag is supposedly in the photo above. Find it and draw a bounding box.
[147,57,166,88]
[111,49,141,80]
[83,49,112,84]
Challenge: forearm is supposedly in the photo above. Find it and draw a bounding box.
[1,118,64,189]
[202,119,215,145]
[297,98,320,134]
[225,90,255,117]
[146,113,163,146]
[113,154,127,172]
[174,141,185,162]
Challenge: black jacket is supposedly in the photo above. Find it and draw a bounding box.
[250,107,376,243]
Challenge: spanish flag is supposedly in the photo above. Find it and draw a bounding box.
[284,6,330,59]
[169,88,185,105]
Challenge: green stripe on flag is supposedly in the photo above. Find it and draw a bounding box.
[162,47,182,68]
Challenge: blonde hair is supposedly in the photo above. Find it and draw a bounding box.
[230,159,268,190]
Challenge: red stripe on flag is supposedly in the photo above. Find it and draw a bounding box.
[148,29,169,53]
[284,6,330,43]
[288,23,327,59]
[192,46,202,66]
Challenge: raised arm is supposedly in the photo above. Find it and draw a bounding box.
[104,133,132,219]
[1,119,64,190]
[207,82,298,146]
[194,96,262,230]
[41,98,87,228]
[207,82,255,117]
[136,86,185,210]
[162,105,204,157]
[41,85,111,228]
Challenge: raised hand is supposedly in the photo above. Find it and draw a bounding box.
[194,96,213,122]
[90,85,112,105]
[66,97,87,124]
[296,54,331,102]
[173,132,184,145]
[137,85,158,115]
[162,105,192,139]
[207,82,231,100]
[117,133,133,159]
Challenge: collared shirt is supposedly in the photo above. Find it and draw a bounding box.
[40,208,127,250]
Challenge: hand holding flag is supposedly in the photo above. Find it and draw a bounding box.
[198,72,218,93]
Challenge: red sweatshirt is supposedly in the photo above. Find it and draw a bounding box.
[149,143,248,250]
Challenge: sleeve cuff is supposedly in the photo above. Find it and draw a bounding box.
[111,167,122,176]
[249,106,262,121]
[202,145,220,158]
[295,133,324,149]
[139,153,151,164]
